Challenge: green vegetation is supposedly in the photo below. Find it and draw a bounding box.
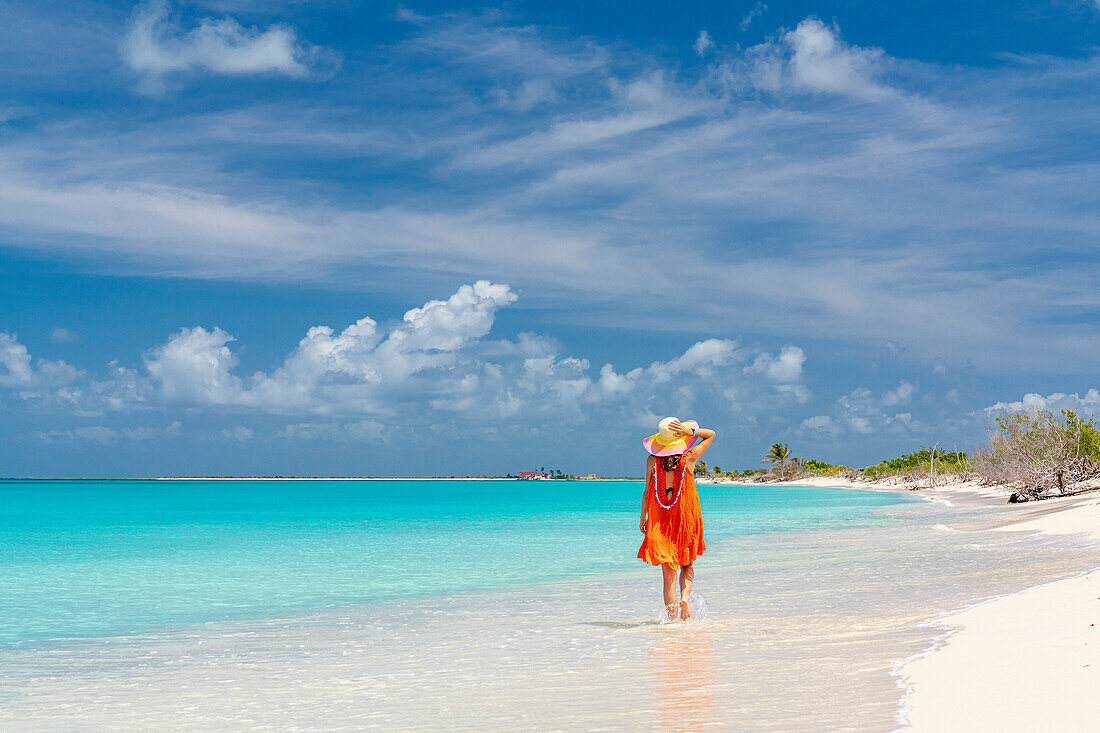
[860,447,969,481]
[800,459,849,476]
[709,466,759,478]
[972,409,1100,499]
[711,445,961,483]
[707,408,1100,501]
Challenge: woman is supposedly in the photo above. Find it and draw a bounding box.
[637,417,716,621]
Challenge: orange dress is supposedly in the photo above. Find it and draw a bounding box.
[637,464,706,566]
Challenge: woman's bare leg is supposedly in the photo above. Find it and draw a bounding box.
[661,563,678,619]
[678,563,694,618]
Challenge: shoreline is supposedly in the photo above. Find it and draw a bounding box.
[719,475,1100,731]
[699,473,1006,499]
[703,474,1100,730]
[893,482,1100,732]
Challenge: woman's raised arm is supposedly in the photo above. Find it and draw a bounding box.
[666,419,715,464]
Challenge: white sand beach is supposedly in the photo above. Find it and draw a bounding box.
[900,485,1100,732]
[702,475,1100,731]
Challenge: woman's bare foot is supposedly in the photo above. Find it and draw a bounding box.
[665,602,680,622]
[680,600,691,620]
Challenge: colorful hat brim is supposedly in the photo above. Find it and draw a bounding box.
[642,420,700,456]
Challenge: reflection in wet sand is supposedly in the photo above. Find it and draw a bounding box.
[649,629,721,730]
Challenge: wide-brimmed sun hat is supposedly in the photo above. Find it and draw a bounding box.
[643,416,700,456]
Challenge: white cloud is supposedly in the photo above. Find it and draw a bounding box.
[0,283,809,437]
[982,389,1100,416]
[765,345,805,383]
[744,345,808,401]
[0,332,83,402]
[73,426,118,445]
[221,425,254,441]
[493,78,560,112]
[49,327,80,343]
[34,421,181,444]
[0,333,34,387]
[244,281,517,414]
[799,414,839,436]
[694,31,714,57]
[462,72,703,168]
[397,8,609,79]
[740,2,768,32]
[649,338,740,383]
[281,419,388,443]
[881,380,916,406]
[391,281,516,351]
[3,11,1100,375]
[733,18,889,99]
[800,384,924,437]
[122,0,338,89]
[783,19,886,98]
[144,327,242,405]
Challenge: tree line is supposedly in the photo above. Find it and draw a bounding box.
[702,408,1100,502]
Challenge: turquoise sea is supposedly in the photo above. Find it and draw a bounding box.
[7,479,1100,731]
[0,478,910,645]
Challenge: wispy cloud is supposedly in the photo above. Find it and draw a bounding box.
[740,2,768,32]
[1,10,1100,375]
[34,421,181,445]
[800,383,921,438]
[694,30,714,57]
[49,328,80,344]
[396,8,610,78]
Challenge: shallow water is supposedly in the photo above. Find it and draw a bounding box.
[2,482,1098,731]
[0,479,906,644]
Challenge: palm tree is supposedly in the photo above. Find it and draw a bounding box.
[762,443,792,471]
[693,460,710,476]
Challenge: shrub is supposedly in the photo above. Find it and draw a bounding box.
[971,409,1100,498]
[801,458,849,476]
[860,447,969,481]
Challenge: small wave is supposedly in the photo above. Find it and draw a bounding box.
[658,592,708,623]
[931,524,955,532]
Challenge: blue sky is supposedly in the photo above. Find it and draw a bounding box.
[2,0,1100,477]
